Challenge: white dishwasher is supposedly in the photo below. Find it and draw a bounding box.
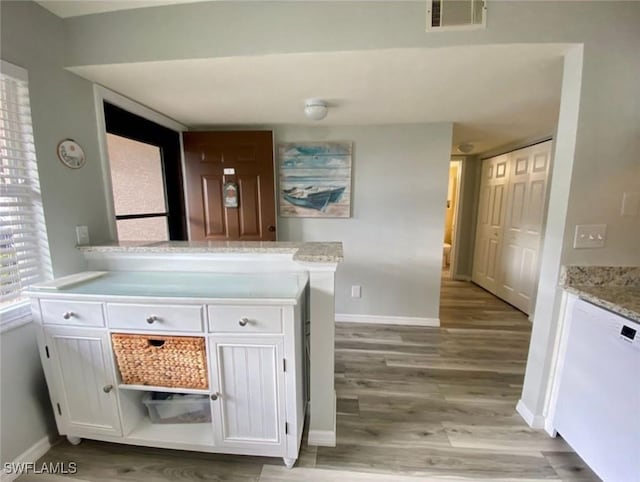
[553,297,640,482]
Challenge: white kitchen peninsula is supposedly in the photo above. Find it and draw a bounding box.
[79,241,342,448]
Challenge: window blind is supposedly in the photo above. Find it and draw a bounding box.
[0,61,51,312]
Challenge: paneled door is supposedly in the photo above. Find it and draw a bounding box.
[44,327,122,437]
[183,131,276,241]
[209,336,286,456]
[472,154,510,295]
[499,142,551,314]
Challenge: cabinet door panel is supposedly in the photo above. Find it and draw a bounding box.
[46,327,121,437]
[209,336,285,455]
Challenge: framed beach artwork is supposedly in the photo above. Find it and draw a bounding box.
[278,142,353,218]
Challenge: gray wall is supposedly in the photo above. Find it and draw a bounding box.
[274,124,453,320]
[0,324,56,462]
[0,1,111,464]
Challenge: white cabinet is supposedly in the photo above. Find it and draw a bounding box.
[551,296,640,482]
[42,326,121,438]
[210,336,285,454]
[28,271,307,468]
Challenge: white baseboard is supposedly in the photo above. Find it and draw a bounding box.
[308,429,336,447]
[516,399,545,429]
[1,436,52,482]
[335,313,440,327]
[454,275,472,282]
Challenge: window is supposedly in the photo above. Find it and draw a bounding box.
[0,60,52,329]
[103,102,186,241]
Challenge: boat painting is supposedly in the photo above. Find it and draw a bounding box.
[279,142,352,218]
[283,185,346,212]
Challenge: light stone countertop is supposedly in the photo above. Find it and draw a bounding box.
[79,241,344,263]
[561,266,640,323]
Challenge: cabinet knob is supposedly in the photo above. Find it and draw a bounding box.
[267,225,276,232]
[62,311,75,320]
[238,318,250,327]
[210,392,220,401]
[103,384,113,393]
[146,315,158,324]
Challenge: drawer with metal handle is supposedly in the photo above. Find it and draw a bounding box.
[39,299,104,327]
[106,303,203,332]
[208,305,282,333]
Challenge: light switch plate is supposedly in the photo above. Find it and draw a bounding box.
[621,192,640,217]
[76,225,90,246]
[351,285,362,298]
[573,224,606,249]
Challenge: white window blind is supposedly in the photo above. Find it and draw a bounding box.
[0,60,51,320]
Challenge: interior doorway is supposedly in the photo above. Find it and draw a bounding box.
[443,159,463,279]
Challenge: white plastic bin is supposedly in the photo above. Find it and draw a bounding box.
[142,392,211,424]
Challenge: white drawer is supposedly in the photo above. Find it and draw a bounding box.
[208,306,282,333]
[40,299,104,327]
[106,303,203,332]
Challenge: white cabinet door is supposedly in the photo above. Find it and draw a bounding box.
[472,154,509,295]
[209,336,285,456]
[45,326,122,437]
[499,142,551,314]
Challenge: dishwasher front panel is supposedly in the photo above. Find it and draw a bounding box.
[553,299,640,482]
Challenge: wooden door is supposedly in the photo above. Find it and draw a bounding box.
[44,327,122,437]
[472,154,509,295]
[499,142,551,314]
[209,336,285,456]
[183,131,276,241]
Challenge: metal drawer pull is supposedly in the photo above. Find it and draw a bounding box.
[210,392,220,401]
[146,315,158,324]
[103,384,113,393]
[62,311,75,319]
[239,318,250,327]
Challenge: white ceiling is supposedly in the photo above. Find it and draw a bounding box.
[70,45,566,154]
[36,0,210,18]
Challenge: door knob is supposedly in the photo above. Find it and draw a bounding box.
[267,225,276,232]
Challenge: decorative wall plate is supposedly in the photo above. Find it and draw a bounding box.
[57,139,86,169]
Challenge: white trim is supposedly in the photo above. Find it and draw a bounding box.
[448,158,464,279]
[308,429,336,447]
[454,275,472,282]
[0,301,32,334]
[0,436,52,482]
[516,399,545,429]
[335,313,440,327]
[178,133,192,240]
[93,85,186,132]
[0,60,28,82]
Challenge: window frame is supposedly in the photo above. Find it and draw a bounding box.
[0,60,52,332]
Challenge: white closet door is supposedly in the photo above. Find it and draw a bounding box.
[499,142,551,314]
[472,154,510,295]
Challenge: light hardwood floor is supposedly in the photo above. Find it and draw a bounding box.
[20,275,599,481]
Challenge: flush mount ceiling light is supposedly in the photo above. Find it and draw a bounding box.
[457,142,475,154]
[304,98,328,121]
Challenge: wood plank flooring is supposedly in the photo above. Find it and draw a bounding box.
[21,275,599,481]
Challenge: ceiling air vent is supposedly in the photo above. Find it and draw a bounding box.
[426,0,487,31]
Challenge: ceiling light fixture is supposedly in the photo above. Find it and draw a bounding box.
[457,142,474,154]
[304,98,328,121]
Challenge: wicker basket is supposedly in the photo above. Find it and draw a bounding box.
[111,334,208,389]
